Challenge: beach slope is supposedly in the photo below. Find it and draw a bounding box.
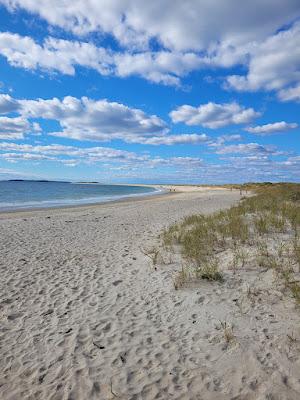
[1,187,299,399]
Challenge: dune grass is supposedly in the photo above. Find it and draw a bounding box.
[161,183,300,302]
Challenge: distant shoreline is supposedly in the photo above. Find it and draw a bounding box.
[0,183,166,214]
[0,185,224,216]
[0,182,238,214]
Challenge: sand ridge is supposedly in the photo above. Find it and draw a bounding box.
[0,188,300,399]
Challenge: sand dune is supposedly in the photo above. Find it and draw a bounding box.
[1,188,300,399]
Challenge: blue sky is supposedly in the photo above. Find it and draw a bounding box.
[0,1,299,183]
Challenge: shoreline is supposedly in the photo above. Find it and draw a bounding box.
[0,184,164,215]
[0,188,170,217]
[0,185,221,217]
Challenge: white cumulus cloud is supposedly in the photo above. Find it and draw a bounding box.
[245,121,298,135]
[0,32,113,76]
[170,102,260,129]
[216,143,282,156]
[0,93,20,114]
[19,96,167,140]
[227,22,300,97]
[1,0,298,52]
[278,84,300,102]
[0,116,39,139]
[0,4,299,92]
[128,133,209,145]
[0,93,212,145]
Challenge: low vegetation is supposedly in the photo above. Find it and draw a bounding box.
[217,321,235,344]
[161,183,300,304]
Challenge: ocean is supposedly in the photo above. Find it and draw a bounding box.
[0,181,158,211]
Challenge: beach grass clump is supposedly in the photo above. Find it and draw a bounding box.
[223,323,235,344]
[293,238,300,266]
[161,183,300,305]
[217,321,235,344]
[195,259,223,282]
[140,246,161,268]
[254,214,269,235]
[231,247,248,272]
[269,214,286,232]
[290,282,300,304]
[161,223,182,248]
[173,266,189,290]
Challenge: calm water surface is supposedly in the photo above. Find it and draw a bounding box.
[0,181,158,211]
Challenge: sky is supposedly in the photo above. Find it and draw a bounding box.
[0,0,299,184]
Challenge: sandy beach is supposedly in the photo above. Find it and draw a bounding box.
[1,187,300,400]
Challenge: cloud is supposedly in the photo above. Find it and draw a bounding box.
[0,93,211,145]
[0,32,113,76]
[0,142,206,166]
[0,11,299,91]
[0,32,212,86]
[170,102,260,128]
[114,51,206,86]
[209,134,243,148]
[148,156,204,168]
[105,152,300,183]
[0,142,145,164]
[0,141,204,174]
[129,133,209,145]
[0,140,298,183]
[278,84,300,102]
[219,134,242,142]
[0,32,206,86]
[11,95,171,142]
[18,96,167,141]
[245,121,298,135]
[0,31,256,87]
[216,142,282,156]
[283,156,300,168]
[0,93,20,113]
[1,0,298,52]
[0,116,39,139]
[0,152,54,162]
[227,22,300,97]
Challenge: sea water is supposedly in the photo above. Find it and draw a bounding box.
[0,181,158,211]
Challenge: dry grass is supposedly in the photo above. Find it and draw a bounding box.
[293,238,300,266]
[290,282,300,303]
[231,247,248,272]
[162,183,300,304]
[173,266,189,290]
[195,259,223,282]
[217,321,235,343]
[140,246,160,269]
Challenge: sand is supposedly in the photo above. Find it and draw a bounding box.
[0,187,299,400]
